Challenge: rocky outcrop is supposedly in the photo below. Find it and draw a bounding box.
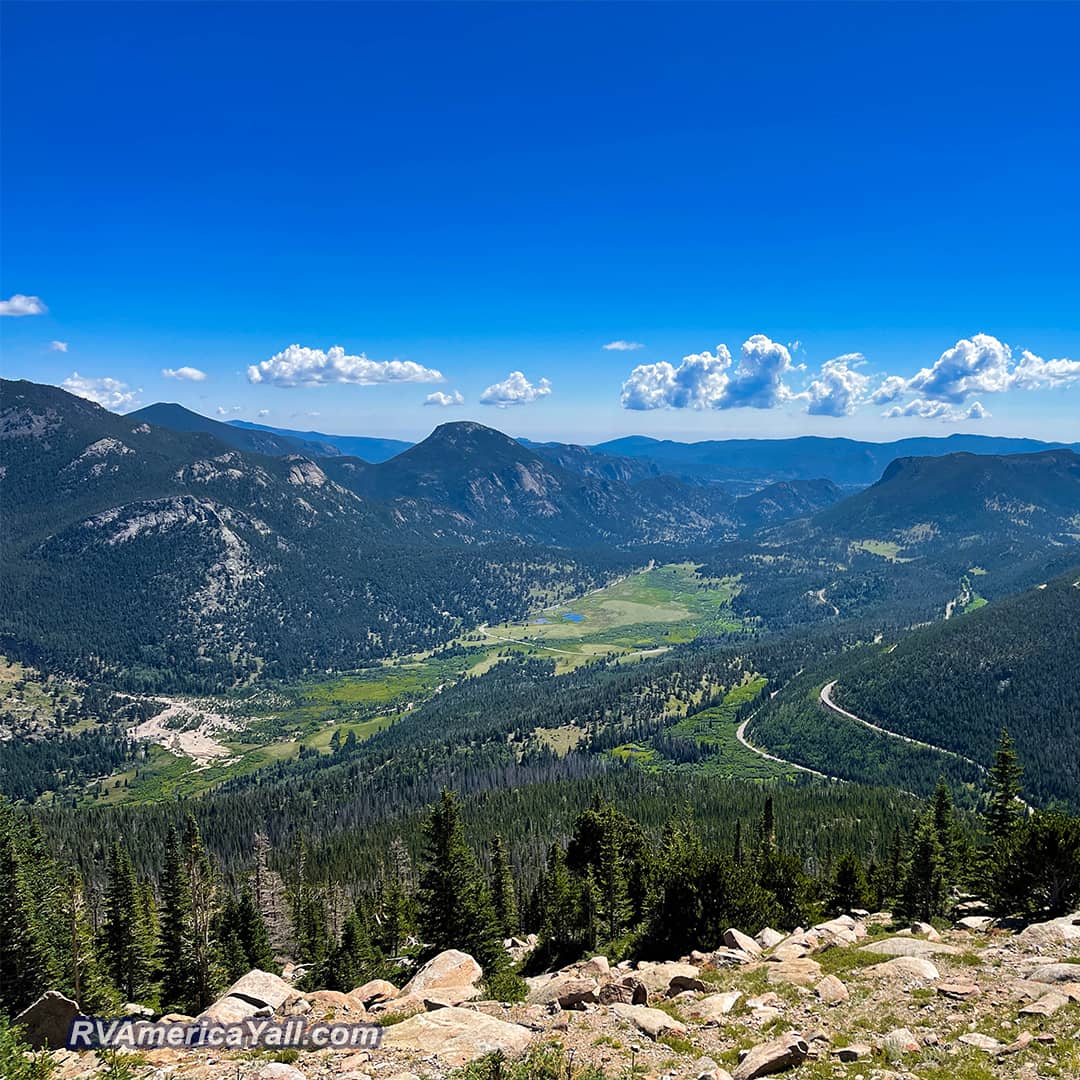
[732,1034,809,1080]
[13,991,82,1050]
[609,1003,688,1040]
[379,1005,533,1066]
[399,949,483,1003]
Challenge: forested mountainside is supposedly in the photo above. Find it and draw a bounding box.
[128,403,343,457]
[592,432,1080,489]
[228,418,413,461]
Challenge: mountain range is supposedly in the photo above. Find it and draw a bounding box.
[3,377,1079,688]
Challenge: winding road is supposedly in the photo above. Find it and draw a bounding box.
[819,680,986,774]
[734,708,845,783]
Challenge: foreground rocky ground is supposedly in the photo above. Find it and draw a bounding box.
[17,911,1080,1080]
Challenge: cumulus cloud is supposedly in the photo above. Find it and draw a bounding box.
[248,344,443,388]
[907,333,1014,403]
[257,409,270,417]
[602,340,645,351]
[479,371,552,408]
[162,366,207,382]
[50,340,69,353]
[620,334,797,411]
[871,375,908,405]
[1011,350,1080,390]
[884,398,989,422]
[62,372,140,412]
[216,405,241,416]
[424,390,465,407]
[805,354,871,417]
[0,294,47,316]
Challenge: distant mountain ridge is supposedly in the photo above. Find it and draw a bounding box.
[228,419,412,462]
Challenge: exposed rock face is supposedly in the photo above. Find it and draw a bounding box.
[862,956,940,981]
[1016,911,1080,947]
[766,958,822,986]
[224,969,297,1011]
[815,974,849,1004]
[861,936,960,958]
[13,991,82,1050]
[399,949,483,1003]
[688,991,743,1021]
[378,1005,532,1066]
[724,928,762,955]
[525,974,598,1009]
[732,1034,809,1080]
[351,978,399,1009]
[1025,962,1080,984]
[755,927,785,949]
[634,961,700,992]
[596,976,648,1005]
[609,1003,688,1040]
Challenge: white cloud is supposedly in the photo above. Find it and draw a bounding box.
[50,340,69,353]
[0,294,47,316]
[602,340,645,351]
[1011,349,1080,390]
[257,409,270,417]
[884,398,989,422]
[216,405,241,416]
[907,333,1014,403]
[162,366,207,382]
[424,390,465,407]
[871,374,908,405]
[479,371,552,408]
[62,372,141,412]
[805,354,871,417]
[620,334,797,411]
[248,344,443,387]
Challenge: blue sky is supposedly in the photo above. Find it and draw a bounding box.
[2,1,1079,443]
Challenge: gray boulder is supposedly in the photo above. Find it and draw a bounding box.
[732,1034,809,1080]
[12,991,82,1050]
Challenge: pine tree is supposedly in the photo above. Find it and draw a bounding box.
[490,834,518,940]
[900,814,948,922]
[761,796,776,849]
[733,820,744,866]
[158,826,194,1011]
[828,852,870,916]
[985,729,1024,842]
[374,839,415,957]
[102,842,150,1002]
[418,791,505,975]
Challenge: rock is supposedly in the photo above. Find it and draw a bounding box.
[689,991,743,1021]
[400,949,483,1003]
[597,977,648,1006]
[955,916,994,931]
[1017,912,1080,947]
[198,995,261,1023]
[815,974,849,1004]
[883,1027,919,1058]
[998,1031,1035,1056]
[936,981,981,1000]
[958,1032,1003,1052]
[579,956,610,977]
[756,927,785,950]
[257,1066,307,1080]
[832,1043,872,1062]
[1026,962,1080,984]
[609,1002,688,1040]
[224,969,296,1011]
[705,947,756,968]
[306,989,363,1014]
[732,1034,809,1080]
[119,1003,154,1018]
[766,957,822,987]
[158,1013,194,1024]
[13,991,82,1050]
[525,974,597,1009]
[910,921,942,941]
[863,956,940,981]
[1019,991,1069,1017]
[379,1005,532,1066]
[634,961,700,992]
[724,928,763,955]
[352,978,399,1008]
[861,937,960,958]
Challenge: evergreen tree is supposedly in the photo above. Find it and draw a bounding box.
[158,826,194,1011]
[417,790,505,975]
[899,814,948,922]
[760,796,776,849]
[985,729,1024,842]
[828,852,870,916]
[490,834,518,940]
[102,842,150,1002]
[733,820,744,866]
